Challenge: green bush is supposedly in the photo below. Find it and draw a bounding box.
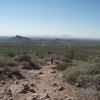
[2,67,20,75]
[86,64,100,75]
[1,66,23,79]
[74,88,99,100]
[16,55,31,62]
[94,74,100,91]
[56,62,70,71]
[21,61,30,68]
[7,60,18,67]
[63,66,81,82]
[35,58,44,66]
[11,67,21,75]
[77,75,93,87]
[29,61,40,70]
[62,57,72,63]
[21,61,40,70]
[0,58,7,67]
[63,63,100,88]
[7,52,15,57]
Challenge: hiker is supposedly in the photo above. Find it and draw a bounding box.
[48,52,55,65]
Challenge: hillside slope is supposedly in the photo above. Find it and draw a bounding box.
[0,64,76,100]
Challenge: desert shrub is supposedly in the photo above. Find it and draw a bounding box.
[7,60,18,67]
[94,74,100,91]
[21,61,32,69]
[29,61,41,70]
[11,67,21,75]
[22,51,27,55]
[62,57,73,63]
[96,91,100,100]
[74,88,99,100]
[86,64,100,75]
[35,58,44,66]
[0,58,7,67]
[7,51,15,57]
[63,63,100,88]
[63,66,82,83]
[0,57,18,67]
[56,62,70,71]
[1,66,23,79]
[77,75,93,87]
[2,66,11,72]
[2,67,20,74]
[16,55,31,62]
[21,61,40,70]
[21,61,30,68]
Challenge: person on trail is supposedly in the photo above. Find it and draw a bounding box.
[48,52,55,65]
[50,53,54,65]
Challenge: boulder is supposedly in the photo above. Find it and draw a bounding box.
[7,84,25,94]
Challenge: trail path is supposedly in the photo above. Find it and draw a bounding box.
[0,64,76,100]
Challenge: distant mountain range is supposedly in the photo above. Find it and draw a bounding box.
[8,35,32,43]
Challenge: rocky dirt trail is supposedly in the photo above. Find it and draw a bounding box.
[0,64,76,100]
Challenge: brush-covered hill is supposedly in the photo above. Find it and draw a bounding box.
[8,35,32,43]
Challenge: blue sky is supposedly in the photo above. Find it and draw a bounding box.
[0,0,100,38]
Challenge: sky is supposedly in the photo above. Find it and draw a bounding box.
[0,0,100,38]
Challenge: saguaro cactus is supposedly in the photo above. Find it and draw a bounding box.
[70,50,74,59]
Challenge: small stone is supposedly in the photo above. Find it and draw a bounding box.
[15,81,20,85]
[8,97,13,100]
[51,70,56,73]
[58,86,65,91]
[6,89,12,95]
[38,71,43,75]
[43,89,46,92]
[53,83,58,87]
[30,83,36,87]
[32,93,39,98]
[46,94,50,98]
[53,89,56,92]
[27,96,37,100]
[40,93,50,99]
[1,81,5,85]
[23,84,30,91]
[75,83,82,87]
[27,93,39,100]
[29,89,36,93]
[64,95,68,98]
[66,97,73,100]
[45,98,50,100]
[0,96,3,100]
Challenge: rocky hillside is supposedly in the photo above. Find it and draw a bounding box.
[0,64,76,100]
